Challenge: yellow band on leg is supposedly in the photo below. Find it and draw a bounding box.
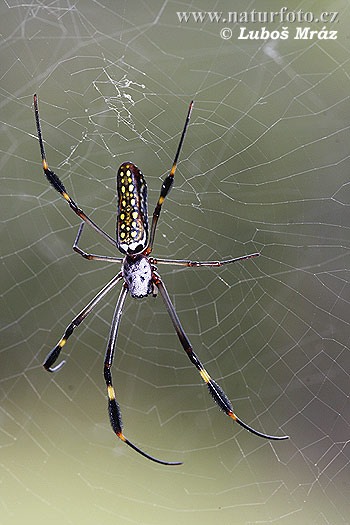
[199,368,211,384]
[107,385,115,400]
[228,411,237,421]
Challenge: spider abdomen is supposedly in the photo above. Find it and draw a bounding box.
[122,254,153,298]
[116,162,148,255]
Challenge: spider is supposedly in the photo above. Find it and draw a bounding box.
[34,94,289,465]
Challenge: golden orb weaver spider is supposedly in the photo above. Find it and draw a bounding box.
[34,94,289,465]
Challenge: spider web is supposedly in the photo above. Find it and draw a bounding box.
[1,1,349,524]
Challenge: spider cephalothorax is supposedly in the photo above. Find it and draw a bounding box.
[122,254,153,299]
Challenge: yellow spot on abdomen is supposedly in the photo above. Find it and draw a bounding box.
[59,338,66,348]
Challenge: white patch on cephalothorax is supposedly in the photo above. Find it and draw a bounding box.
[122,255,153,298]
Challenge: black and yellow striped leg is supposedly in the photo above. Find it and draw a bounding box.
[150,252,260,268]
[43,272,123,372]
[73,222,123,263]
[154,274,289,441]
[34,94,117,248]
[144,101,193,256]
[104,285,182,465]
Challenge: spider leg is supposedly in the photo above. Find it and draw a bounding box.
[104,284,182,465]
[144,101,193,256]
[153,273,289,441]
[73,222,123,263]
[43,272,123,372]
[150,252,260,267]
[34,94,117,248]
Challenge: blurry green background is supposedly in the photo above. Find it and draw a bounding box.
[1,1,349,524]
